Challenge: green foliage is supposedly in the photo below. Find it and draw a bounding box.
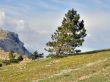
[2,60,11,65]
[0,63,2,67]
[45,9,87,56]
[2,59,19,65]
[9,59,18,63]
[31,50,44,60]
[4,51,24,65]
[8,51,15,61]
[2,56,23,65]
[17,55,23,61]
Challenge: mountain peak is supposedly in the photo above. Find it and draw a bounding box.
[0,28,31,55]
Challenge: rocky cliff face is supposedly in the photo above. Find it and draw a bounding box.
[0,29,31,55]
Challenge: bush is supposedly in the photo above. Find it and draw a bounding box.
[2,60,11,65]
[2,59,19,65]
[9,51,15,61]
[8,51,22,63]
[31,50,44,60]
[10,59,19,63]
[0,63,2,67]
[75,50,81,54]
[17,55,23,61]
[2,54,23,65]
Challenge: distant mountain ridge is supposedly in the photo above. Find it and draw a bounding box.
[0,28,31,55]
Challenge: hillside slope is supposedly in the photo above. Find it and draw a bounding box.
[0,49,110,82]
[0,50,9,60]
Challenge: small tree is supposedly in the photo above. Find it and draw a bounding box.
[31,50,44,60]
[31,51,38,60]
[45,9,87,56]
[9,51,15,61]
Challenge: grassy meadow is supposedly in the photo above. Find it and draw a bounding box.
[0,49,110,82]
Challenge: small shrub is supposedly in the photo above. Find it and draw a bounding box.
[17,55,23,61]
[2,59,18,65]
[75,50,81,53]
[31,50,44,60]
[10,59,18,63]
[9,51,15,61]
[0,63,2,67]
[2,60,11,65]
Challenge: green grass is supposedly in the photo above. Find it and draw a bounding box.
[0,49,110,82]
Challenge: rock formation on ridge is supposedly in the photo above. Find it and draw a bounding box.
[0,28,31,55]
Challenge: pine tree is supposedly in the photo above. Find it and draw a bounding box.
[31,50,44,60]
[31,51,38,60]
[45,9,87,56]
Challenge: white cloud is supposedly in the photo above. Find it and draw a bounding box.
[0,9,5,26]
[15,19,25,31]
[83,12,110,30]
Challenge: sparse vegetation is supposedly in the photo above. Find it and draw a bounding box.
[0,49,110,82]
[0,63,2,67]
[1,51,24,65]
[2,60,10,65]
[8,51,15,61]
[30,50,44,60]
[17,55,23,61]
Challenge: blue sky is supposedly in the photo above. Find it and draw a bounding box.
[0,0,110,54]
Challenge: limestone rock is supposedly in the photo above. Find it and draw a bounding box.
[0,29,31,55]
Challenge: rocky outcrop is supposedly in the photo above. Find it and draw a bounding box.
[0,29,31,55]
